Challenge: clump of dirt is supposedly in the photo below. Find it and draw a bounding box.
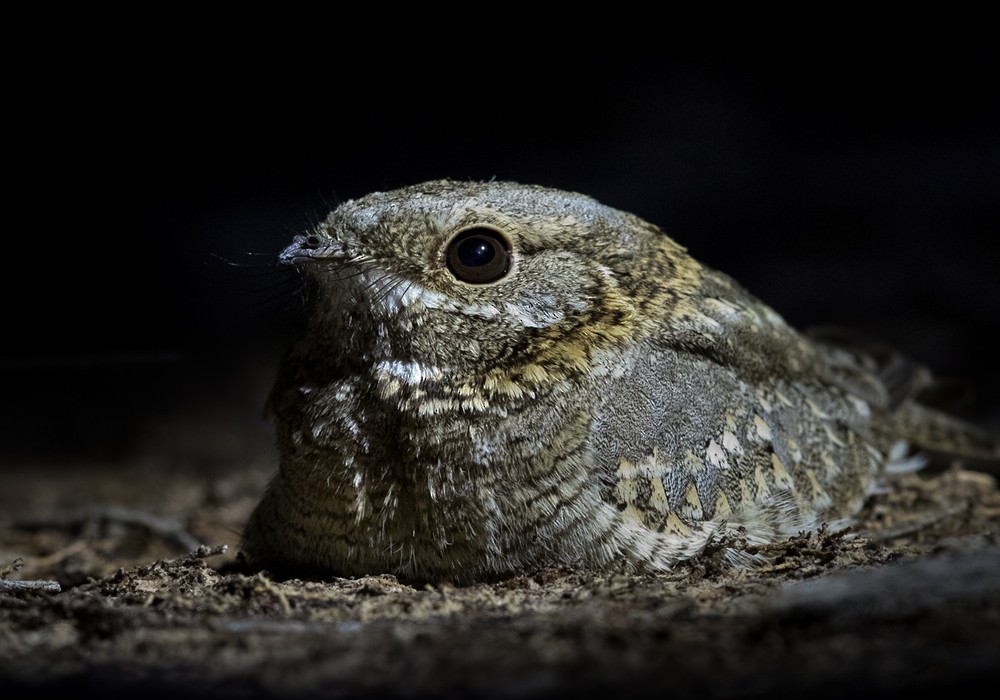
[2,463,998,699]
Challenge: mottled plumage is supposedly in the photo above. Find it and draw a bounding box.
[241,180,998,583]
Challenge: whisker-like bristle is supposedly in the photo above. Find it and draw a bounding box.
[357,271,393,297]
[330,261,379,284]
[370,276,406,308]
[209,252,283,270]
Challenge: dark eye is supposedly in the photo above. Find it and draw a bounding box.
[445,227,512,284]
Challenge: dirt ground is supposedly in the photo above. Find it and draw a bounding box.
[2,452,999,699]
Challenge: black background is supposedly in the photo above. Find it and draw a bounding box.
[3,39,998,466]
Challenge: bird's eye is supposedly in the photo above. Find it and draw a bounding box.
[445,227,512,284]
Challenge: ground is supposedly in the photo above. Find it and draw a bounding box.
[2,455,999,699]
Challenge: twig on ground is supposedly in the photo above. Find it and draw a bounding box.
[15,506,203,552]
[28,540,90,569]
[0,578,61,593]
[860,503,967,542]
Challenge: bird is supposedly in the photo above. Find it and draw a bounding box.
[240,179,998,583]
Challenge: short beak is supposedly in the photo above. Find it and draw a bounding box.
[278,235,343,266]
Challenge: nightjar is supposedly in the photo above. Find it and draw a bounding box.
[241,180,998,583]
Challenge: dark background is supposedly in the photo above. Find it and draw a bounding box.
[3,42,998,467]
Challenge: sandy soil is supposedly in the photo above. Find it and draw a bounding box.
[2,456,999,699]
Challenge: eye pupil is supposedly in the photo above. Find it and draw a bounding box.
[446,227,511,284]
[457,238,496,267]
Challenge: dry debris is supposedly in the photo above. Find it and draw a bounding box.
[1,464,998,699]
